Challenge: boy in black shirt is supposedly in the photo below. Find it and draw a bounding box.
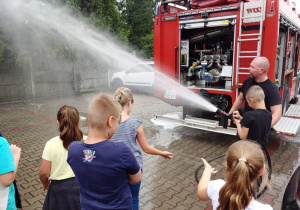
[232,85,272,146]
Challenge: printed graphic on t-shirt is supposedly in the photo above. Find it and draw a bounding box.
[83,150,96,162]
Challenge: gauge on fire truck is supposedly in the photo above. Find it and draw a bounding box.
[180,40,189,67]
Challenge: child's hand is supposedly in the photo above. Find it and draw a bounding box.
[43,180,51,191]
[201,158,217,175]
[10,144,21,160]
[232,117,241,125]
[233,111,242,120]
[162,151,173,159]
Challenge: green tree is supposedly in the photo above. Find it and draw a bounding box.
[58,0,130,42]
[0,22,16,63]
[119,0,157,58]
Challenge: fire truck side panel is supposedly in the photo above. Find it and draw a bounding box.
[288,33,299,102]
[261,0,280,83]
[286,32,294,102]
[156,18,179,80]
[154,5,186,106]
[292,34,300,100]
[279,0,300,106]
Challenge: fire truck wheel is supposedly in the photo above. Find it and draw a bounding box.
[111,79,123,88]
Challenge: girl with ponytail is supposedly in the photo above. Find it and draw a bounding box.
[110,87,173,210]
[198,140,272,210]
[39,105,84,210]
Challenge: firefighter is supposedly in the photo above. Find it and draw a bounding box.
[228,57,282,128]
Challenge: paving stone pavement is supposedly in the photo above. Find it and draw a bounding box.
[0,89,299,210]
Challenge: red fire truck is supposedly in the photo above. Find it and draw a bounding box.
[154,0,300,136]
[154,1,300,208]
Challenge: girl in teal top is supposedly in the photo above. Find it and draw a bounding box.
[0,136,21,210]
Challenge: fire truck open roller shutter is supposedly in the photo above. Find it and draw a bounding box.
[179,15,237,26]
[280,15,300,33]
[179,16,236,29]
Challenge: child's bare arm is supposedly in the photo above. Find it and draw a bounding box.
[136,125,173,159]
[128,169,142,184]
[0,144,21,187]
[235,122,249,140]
[39,159,51,191]
[198,158,217,201]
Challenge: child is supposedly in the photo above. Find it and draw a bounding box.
[198,140,272,210]
[110,87,173,210]
[232,85,272,146]
[0,136,21,210]
[39,105,83,210]
[67,93,142,210]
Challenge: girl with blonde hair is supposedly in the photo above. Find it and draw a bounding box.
[198,140,272,210]
[110,87,173,210]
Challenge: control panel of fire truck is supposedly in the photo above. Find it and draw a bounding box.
[179,18,235,90]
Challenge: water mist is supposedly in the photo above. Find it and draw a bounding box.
[0,0,218,114]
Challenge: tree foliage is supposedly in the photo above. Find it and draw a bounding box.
[0,22,17,63]
[0,0,157,63]
[119,0,157,58]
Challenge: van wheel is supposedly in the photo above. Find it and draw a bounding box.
[111,79,123,88]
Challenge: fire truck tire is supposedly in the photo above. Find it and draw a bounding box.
[281,165,300,210]
[111,79,123,88]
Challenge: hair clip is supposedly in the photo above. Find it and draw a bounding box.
[239,158,247,163]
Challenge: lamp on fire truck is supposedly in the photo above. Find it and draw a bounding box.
[201,12,209,18]
[291,1,296,12]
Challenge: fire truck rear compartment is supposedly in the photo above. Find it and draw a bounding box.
[179,21,235,90]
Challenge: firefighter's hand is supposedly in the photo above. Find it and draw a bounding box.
[233,111,242,120]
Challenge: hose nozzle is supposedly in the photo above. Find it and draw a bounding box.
[216,108,233,120]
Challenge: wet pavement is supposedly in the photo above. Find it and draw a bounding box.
[0,89,300,210]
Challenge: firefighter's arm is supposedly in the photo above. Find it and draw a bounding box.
[136,125,173,159]
[39,159,51,191]
[229,92,245,114]
[228,93,245,126]
[270,104,282,127]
